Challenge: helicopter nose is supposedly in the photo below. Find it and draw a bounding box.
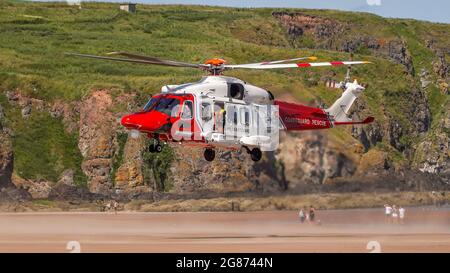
[121,114,140,129]
[121,112,171,132]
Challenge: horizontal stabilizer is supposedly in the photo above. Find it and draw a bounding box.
[334,116,374,126]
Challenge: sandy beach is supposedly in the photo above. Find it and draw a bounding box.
[0,207,448,253]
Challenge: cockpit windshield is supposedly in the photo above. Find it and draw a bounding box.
[143,98,158,111]
[144,97,180,116]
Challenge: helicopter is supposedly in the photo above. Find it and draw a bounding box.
[67,52,374,162]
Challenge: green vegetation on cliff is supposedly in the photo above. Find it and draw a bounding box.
[142,139,175,192]
[0,92,86,186]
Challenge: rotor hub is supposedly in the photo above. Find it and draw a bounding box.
[204,58,226,75]
[204,58,226,66]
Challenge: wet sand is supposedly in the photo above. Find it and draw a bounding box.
[0,207,448,253]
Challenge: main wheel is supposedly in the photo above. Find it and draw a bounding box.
[204,148,215,162]
[155,144,163,153]
[250,148,262,162]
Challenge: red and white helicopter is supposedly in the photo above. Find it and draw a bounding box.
[68,52,374,162]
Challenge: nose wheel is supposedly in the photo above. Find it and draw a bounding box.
[204,148,215,161]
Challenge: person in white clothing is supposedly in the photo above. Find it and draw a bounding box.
[399,206,405,224]
[384,204,392,223]
[299,208,306,223]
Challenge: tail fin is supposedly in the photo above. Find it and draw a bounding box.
[326,79,365,123]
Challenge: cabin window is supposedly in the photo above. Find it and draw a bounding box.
[228,83,244,100]
[181,100,193,120]
[240,107,250,126]
[201,102,212,121]
[227,106,237,124]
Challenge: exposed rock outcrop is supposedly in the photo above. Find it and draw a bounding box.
[49,169,96,200]
[114,135,148,194]
[433,53,449,94]
[11,173,52,199]
[6,90,46,119]
[0,104,4,121]
[170,147,255,195]
[415,114,450,180]
[78,90,117,195]
[275,132,357,188]
[78,90,138,195]
[272,12,415,75]
[350,100,383,151]
[50,100,80,134]
[0,132,14,189]
[272,12,345,48]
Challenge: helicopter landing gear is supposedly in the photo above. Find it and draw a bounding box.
[250,148,262,162]
[244,146,262,162]
[149,140,163,153]
[204,148,215,162]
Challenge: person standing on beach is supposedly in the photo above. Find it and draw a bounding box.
[113,200,119,215]
[399,206,405,224]
[309,206,316,223]
[299,208,306,223]
[392,205,398,224]
[384,204,392,223]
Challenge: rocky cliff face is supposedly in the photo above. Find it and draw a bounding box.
[272,11,448,183]
[0,101,13,189]
[272,12,416,74]
[271,12,344,45]
[414,51,450,179]
[78,90,117,194]
[0,104,31,201]
[0,131,13,189]
[114,135,148,194]
[170,147,255,194]
[167,131,360,195]
[78,90,145,195]
[275,132,357,186]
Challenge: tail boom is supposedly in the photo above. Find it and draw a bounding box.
[275,100,333,131]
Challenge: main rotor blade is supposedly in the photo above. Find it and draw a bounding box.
[240,56,318,67]
[106,52,205,68]
[66,53,207,69]
[225,61,371,70]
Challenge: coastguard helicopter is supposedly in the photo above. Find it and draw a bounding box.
[68,52,374,162]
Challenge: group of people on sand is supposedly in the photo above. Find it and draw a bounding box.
[384,204,405,224]
[99,200,119,214]
[298,206,317,224]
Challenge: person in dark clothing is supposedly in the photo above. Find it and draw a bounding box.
[309,206,316,222]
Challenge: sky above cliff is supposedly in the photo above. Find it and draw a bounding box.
[43,0,450,23]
